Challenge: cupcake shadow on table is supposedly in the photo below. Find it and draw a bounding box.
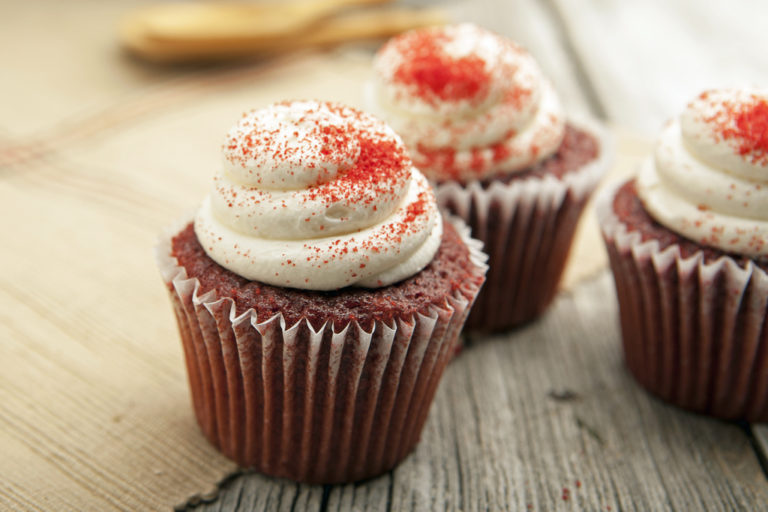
[367,23,612,334]
[598,88,768,422]
[157,101,487,484]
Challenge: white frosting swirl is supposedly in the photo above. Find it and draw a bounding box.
[194,101,443,290]
[637,88,768,257]
[368,23,565,182]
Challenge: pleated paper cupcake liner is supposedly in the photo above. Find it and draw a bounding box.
[436,117,612,333]
[156,217,487,484]
[597,181,768,422]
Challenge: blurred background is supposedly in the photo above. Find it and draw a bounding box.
[2,0,768,140]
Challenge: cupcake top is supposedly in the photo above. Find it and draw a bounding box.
[637,88,768,258]
[368,23,565,182]
[194,100,443,290]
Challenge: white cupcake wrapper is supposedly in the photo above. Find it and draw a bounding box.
[436,116,613,332]
[596,180,768,421]
[155,216,487,483]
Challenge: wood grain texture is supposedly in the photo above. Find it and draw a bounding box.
[755,426,768,472]
[0,51,390,512]
[187,273,768,511]
[0,155,238,511]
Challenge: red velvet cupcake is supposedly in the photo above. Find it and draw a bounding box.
[156,101,487,483]
[598,88,768,421]
[368,24,611,333]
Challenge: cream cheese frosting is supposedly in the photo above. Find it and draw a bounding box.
[194,100,443,290]
[637,88,768,257]
[368,23,565,182]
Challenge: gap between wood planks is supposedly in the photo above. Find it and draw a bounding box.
[748,425,768,478]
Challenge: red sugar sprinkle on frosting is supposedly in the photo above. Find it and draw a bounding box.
[388,30,490,105]
[224,103,357,175]
[304,134,409,207]
[373,24,566,182]
[223,101,411,209]
[701,92,768,166]
[203,100,443,288]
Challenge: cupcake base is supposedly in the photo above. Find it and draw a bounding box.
[437,120,611,333]
[598,180,768,422]
[157,219,487,483]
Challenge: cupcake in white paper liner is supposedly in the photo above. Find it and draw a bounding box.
[156,216,486,483]
[156,101,487,483]
[436,117,611,332]
[368,24,612,332]
[597,88,768,421]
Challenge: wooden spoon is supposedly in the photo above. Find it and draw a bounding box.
[121,3,446,63]
[132,0,395,41]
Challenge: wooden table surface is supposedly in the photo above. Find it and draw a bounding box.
[1,1,767,510]
[186,1,768,510]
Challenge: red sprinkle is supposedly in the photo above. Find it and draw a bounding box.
[221,101,432,270]
[702,93,768,166]
[304,133,409,207]
[414,132,516,181]
[388,30,490,105]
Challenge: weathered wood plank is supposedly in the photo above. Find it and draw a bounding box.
[754,426,768,473]
[187,273,768,511]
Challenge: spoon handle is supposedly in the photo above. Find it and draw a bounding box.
[122,6,447,63]
[126,0,396,41]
